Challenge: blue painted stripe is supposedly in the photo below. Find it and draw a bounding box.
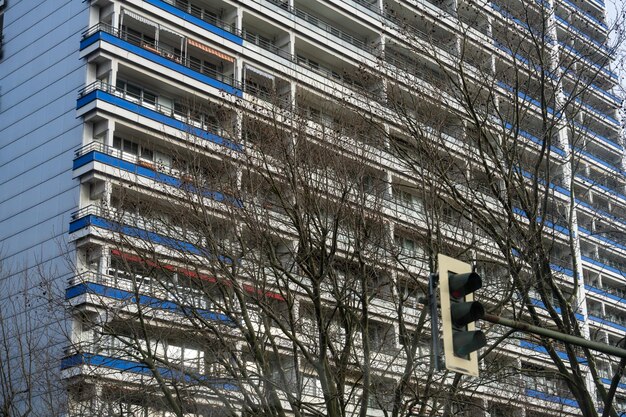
[144,0,243,46]
[502,122,565,156]
[585,285,625,304]
[576,175,626,201]
[600,378,626,390]
[525,389,578,407]
[581,256,626,276]
[499,82,558,115]
[80,31,100,50]
[589,315,626,332]
[579,226,626,251]
[511,208,574,246]
[76,89,242,152]
[80,31,242,97]
[520,340,586,363]
[529,298,583,320]
[61,353,239,390]
[65,282,234,325]
[510,168,570,197]
[68,214,234,264]
[73,151,178,187]
[73,151,237,205]
[550,263,574,277]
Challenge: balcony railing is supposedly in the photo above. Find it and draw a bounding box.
[266,0,377,54]
[74,141,181,178]
[574,148,624,176]
[78,80,231,138]
[163,0,239,36]
[571,121,623,151]
[585,284,626,303]
[82,23,240,89]
[560,0,608,29]
[61,348,239,389]
[384,12,457,55]
[575,175,626,202]
[242,30,292,61]
[68,270,217,312]
[559,42,617,80]
[555,16,611,53]
[566,95,620,126]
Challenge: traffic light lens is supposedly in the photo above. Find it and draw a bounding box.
[451,301,485,327]
[448,272,482,299]
[453,330,487,357]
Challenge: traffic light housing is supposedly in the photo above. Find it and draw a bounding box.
[438,254,486,376]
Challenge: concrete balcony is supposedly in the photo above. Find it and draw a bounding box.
[66,270,233,326]
[80,23,242,97]
[76,81,241,151]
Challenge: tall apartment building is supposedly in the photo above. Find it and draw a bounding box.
[0,0,623,416]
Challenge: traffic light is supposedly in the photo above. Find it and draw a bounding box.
[438,254,486,376]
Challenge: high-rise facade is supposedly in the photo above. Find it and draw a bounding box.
[0,0,623,416]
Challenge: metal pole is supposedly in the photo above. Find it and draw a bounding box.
[483,313,626,359]
[429,273,442,370]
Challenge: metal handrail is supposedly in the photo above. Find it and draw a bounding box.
[74,141,185,178]
[266,0,376,54]
[78,80,226,136]
[82,23,241,89]
[383,12,457,55]
[174,0,241,36]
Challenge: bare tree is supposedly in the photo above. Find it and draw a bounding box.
[57,1,626,415]
[0,258,68,417]
[60,77,527,416]
[376,0,626,415]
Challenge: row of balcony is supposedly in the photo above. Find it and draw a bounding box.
[560,42,618,81]
[558,0,608,31]
[76,80,241,152]
[152,0,621,128]
[555,15,611,54]
[85,9,621,168]
[62,350,239,390]
[82,23,241,92]
[76,79,626,252]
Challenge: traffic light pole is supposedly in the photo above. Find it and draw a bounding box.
[483,313,626,359]
[429,273,442,371]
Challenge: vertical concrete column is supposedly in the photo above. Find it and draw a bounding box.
[109,60,119,91]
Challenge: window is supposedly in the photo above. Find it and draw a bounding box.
[368,271,391,298]
[302,375,320,397]
[398,279,424,308]
[394,187,421,209]
[115,80,158,106]
[113,136,158,164]
[113,136,139,155]
[189,56,217,76]
[368,321,396,353]
[395,235,420,254]
[166,343,205,372]
[122,26,155,49]
[269,356,297,392]
[367,379,394,411]
[296,55,320,71]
